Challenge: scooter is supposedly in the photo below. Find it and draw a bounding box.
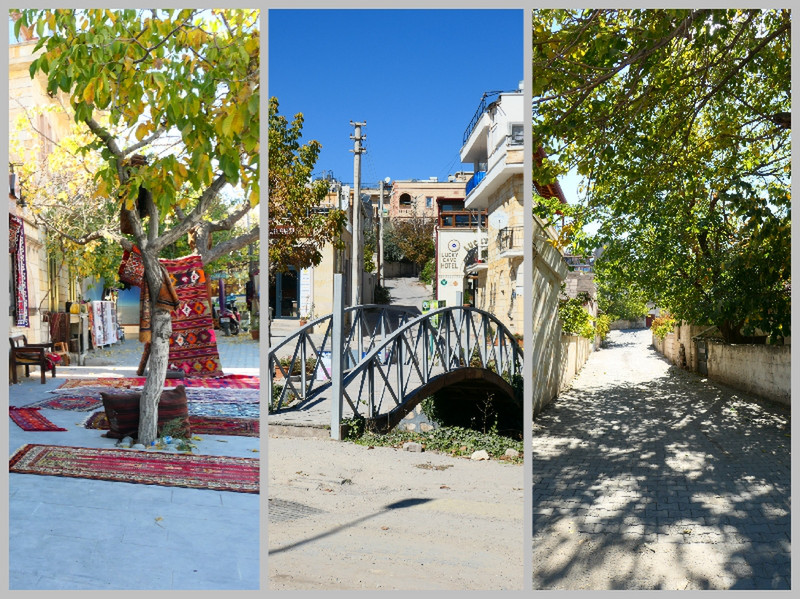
[219,302,241,336]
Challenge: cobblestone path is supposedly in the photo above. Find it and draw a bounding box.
[531,329,790,590]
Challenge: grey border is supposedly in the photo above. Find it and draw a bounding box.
[3,1,795,596]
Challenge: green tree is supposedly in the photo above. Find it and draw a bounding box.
[267,97,346,274]
[20,8,260,443]
[594,263,650,322]
[532,9,790,343]
[390,216,435,269]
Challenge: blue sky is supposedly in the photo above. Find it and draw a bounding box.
[269,9,523,187]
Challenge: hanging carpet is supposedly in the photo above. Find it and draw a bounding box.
[9,215,30,327]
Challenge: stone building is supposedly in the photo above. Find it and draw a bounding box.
[461,86,526,335]
[9,36,77,347]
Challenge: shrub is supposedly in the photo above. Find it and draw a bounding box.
[595,314,612,341]
[558,297,595,339]
[419,257,435,285]
[374,284,391,304]
[651,314,677,340]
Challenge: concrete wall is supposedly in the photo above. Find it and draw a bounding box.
[558,335,593,392]
[651,322,708,371]
[652,324,790,405]
[611,318,647,330]
[707,341,790,405]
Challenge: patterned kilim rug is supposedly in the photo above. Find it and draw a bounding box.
[9,407,67,431]
[162,255,223,377]
[25,396,102,412]
[49,388,259,404]
[57,374,259,390]
[9,444,259,493]
[83,411,259,437]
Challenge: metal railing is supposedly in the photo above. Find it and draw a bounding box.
[465,170,486,196]
[341,306,522,419]
[268,304,417,412]
[497,226,525,253]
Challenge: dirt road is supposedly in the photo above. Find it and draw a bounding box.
[268,436,523,590]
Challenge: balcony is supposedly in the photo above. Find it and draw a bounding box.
[438,210,487,229]
[496,226,524,258]
[464,171,486,197]
[464,245,489,274]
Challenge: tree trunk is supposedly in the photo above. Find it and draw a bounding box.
[137,252,172,445]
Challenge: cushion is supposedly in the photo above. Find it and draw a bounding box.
[100,385,190,439]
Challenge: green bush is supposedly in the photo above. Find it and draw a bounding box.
[419,257,435,285]
[558,297,595,339]
[651,314,677,340]
[595,314,612,341]
[373,284,391,304]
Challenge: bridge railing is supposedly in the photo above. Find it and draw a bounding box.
[268,304,418,411]
[340,306,523,418]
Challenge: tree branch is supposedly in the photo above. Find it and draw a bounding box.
[151,173,227,252]
[122,126,168,155]
[201,227,259,265]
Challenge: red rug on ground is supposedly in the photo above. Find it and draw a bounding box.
[9,407,67,431]
[162,255,223,377]
[83,411,259,437]
[58,374,259,390]
[26,396,102,412]
[9,444,259,493]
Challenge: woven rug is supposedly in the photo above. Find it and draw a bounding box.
[10,444,259,493]
[57,375,259,390]
[26,396,102,412]
[162,255,223,377]
[9,407,67,431]
[50,387,260,404]
[84,412,259,437]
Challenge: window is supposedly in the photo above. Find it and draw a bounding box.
[509,123,524,146]
[426,197,432,209]
[399,193,412,207]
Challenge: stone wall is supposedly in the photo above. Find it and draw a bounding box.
[610,318,647,330]
[558,335,593,392]
[707,341,790,405]
[652,324,790,405]
[651,322,708,371]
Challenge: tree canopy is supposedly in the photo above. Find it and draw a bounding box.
[18,8,260,264]
[268,97,346,275]
[18,8,261,444]
[532,9,790,343]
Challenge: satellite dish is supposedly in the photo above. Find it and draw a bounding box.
[384,176,391,184]
[489,211,508,229]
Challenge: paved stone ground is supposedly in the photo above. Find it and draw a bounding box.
[8,335,261,590]
[531,329,791,590]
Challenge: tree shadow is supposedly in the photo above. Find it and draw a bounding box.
[531,340,790,589]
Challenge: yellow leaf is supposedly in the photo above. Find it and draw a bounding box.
[135,123,148,141]
[249,188,259,208]
[83,80,95,104]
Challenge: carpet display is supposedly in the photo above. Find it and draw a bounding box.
[9,407,67,432]
[84,412,259,437]
[51,387,259,404]
[24,396,102,412]
[58,374,259,390]
[9,215,29,327]
[162,255,223,377]
[9,444,259,493]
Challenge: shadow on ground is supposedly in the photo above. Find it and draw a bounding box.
[531,335,790,590]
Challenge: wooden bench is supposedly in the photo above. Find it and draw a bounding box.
[9,335,55,384]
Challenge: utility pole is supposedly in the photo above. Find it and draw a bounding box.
[378,179,386,287]
[350,120,366,308]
